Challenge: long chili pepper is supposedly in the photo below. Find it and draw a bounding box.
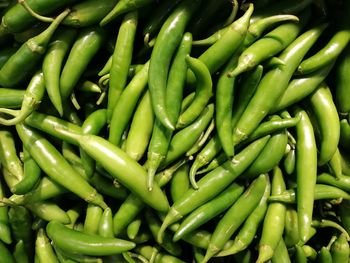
[170,163,190,203]
[125,91,154,161]
[11,147,41,195]
[216,176,271,257]
[271,239,291,263]
[100,0,155,26]
[214,55,238,157]
[232,23,326,145]
[0,0,76,33]
[256,166,286,263]
[0,9,70,87]
[317,173,350,193]
[60,26,105,103]
[107,11,138,121]
[16,124,108,209]
[308,82,340,165]
[62,0,118,27]
[158,136,269,242]
[0,71,45,126]
[202,174,269,263]
[46,220,135,256]
[43,27,77,116]
[108,62,149,147]
[270,61,334,113]
[230,9,310,77]
[294,108,317,243]
[146,32,192,190]
[173,183,245,242]
[148,0,200,130]
[268,184,350,203]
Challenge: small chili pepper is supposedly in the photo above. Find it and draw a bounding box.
[330,233,350,263]
[35,228,60,263]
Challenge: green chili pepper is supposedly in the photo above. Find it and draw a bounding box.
[202,174,269,263]
[294,108,317,243]
[0,88,25,109]
[60,26,105,103]
[232,23,327,145]
[170,163,190,203]
[216,176,271,257]
[35,228,59,263]
[126,217,141,240]
[13,240,30,263]
[256,166,286,263]
[26,201,70,224]
[330,233,350,263]
[43,27,77,116]
[0,240,16,263]
[269,184,350,203]
[317,246,333,263]
[0,9,70,87]
[173,182,244,242]
[335,42,350,114]
[0,71,45,126]
[47,220,135,256]
[16,124,107,209]
[83,204,103,235]
[0,178,11,245]
[108,61,149,147]
[148,0,200,130]
[107,11,138,121]
[98,207,114,238]
[0,46,17,68]
[271,238,291,263]
[158,136,269,242]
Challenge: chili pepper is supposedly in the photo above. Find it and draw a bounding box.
[243,130,288,179]
[186,120,215,157]
[83,204,103,235]
[340,119,350,152]
[269,184,350,203]
[161,103,214,170]
[35,228,60,263]
[0,9,70,87]
[271,238,291,263]
[53,244,103,263]
[100,0,155,26]
[26,201,70,224]
[255,167,286,263]
[16,124,108,209]
[216,176,271,257]
[271,62,334,113]
[142,0,181,44]
[11,147,41,195]
[317,173,350,193]
[330,233,350,263]
[76,133,169,212]
[47,220,135,256]
[317,246,333,263]
[230,9,310,76]
[202,174,268,263]
[196,152,228,176]
[62,0,118,27]
[107,11,138,121]
[60,26,106,103]
[0,88,25,109]
[284,147,296,175]
[312,219,350,241]
[214,55,238,157]
[297,1,350,75]
[108,62,149,147]
[0,0,76,33]
[158,135,269,242]
[0,71,45,126]
[126,217,141,240]
[191,3,253,82]
[148,0,200,130]
[294,244,308,263]
[335,42,350,114]
[79,109,107,178]
[294,108,318,243]
[98,207,114,238]
[13,240,30,263]
[0,129,24,186]
[43,27,77,116]
[329,148,343,178]
[232,23,326,145]
[308,82,340,165]
[0,240,16,263]
[170,163,190,203]
[125,91,154,161]
[146,32,192,189]
[173,182,244,242]
[9,206,34,260]
[0,178,11,245]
